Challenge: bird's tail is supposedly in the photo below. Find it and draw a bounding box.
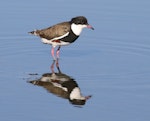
[28,30,38,36]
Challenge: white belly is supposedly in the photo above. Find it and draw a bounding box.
[41,38,70,47]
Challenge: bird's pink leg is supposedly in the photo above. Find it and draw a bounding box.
[56,46,61,59]
[51,47,56,60]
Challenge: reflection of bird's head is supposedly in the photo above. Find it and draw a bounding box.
[69,99,86,105]
[68,87,92,106]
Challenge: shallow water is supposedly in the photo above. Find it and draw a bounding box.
[1,0,150,121]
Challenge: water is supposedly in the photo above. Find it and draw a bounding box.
[1,0,150,121]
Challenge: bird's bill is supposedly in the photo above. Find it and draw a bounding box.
[87,24,94,30]
[85,95,92,100]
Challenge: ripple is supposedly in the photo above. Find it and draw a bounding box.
[0,35,48,57]
[98,37,150,57]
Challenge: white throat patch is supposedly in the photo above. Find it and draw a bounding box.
[70,87,85,100]
[71,23,87,36]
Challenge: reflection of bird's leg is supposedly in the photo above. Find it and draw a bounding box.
[56,46,61,59]
[56,59,61,73]
[50,60,56,73]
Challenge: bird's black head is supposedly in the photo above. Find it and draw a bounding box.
[70,16,94,30]
[70,16,88,25]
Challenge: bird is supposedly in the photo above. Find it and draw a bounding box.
[29,16,94,60]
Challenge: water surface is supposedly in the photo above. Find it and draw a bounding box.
[0,0,150,121]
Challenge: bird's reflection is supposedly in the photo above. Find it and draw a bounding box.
[28,60,91,106]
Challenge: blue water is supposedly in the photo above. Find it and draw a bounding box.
[1,0,150,121]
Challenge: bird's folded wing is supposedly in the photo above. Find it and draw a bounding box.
[36,22,70,40]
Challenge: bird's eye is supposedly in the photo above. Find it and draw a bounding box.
[76,20,81,24]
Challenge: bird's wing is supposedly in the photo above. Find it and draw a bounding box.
[36,22,71,40]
